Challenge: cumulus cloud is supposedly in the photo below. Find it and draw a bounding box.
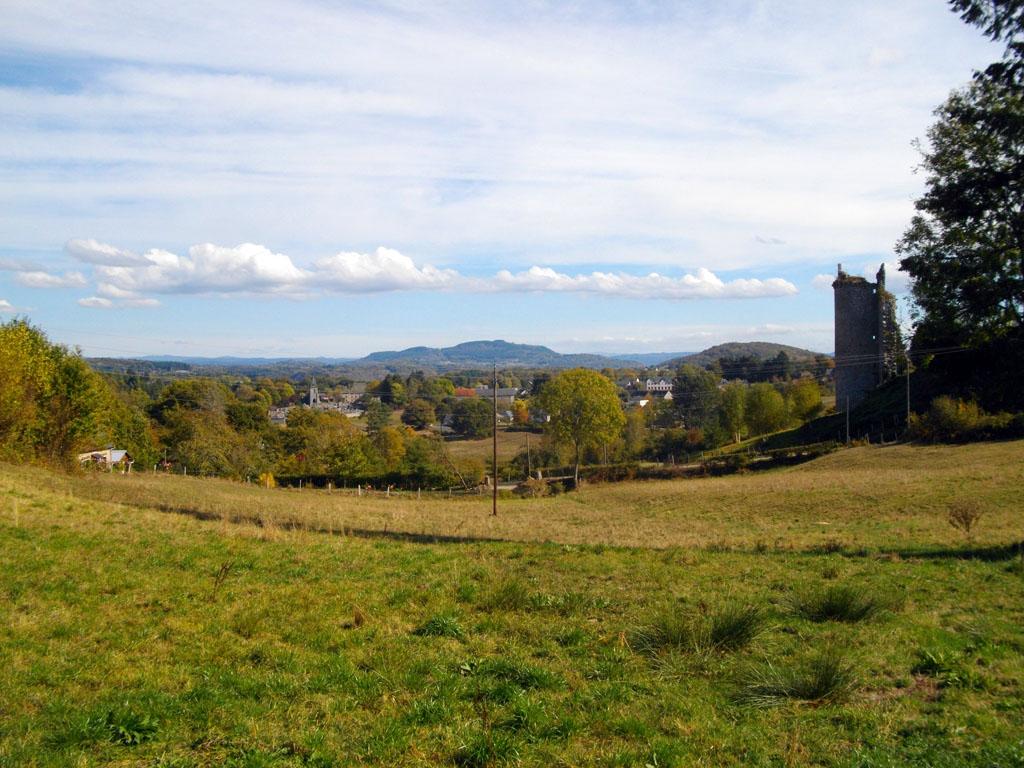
[15,270,88,288]
[0,257,44,272]
[78,296,113,308]
[74,239,798,302]
[491,266,797,300]
[66,238,154,266]
[314,247,460,292]
[96,242,308,295]
[811,273,834,291]
[0,299,16,313]
[863,261,911,294]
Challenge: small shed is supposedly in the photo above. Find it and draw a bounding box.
[77,448,135,473]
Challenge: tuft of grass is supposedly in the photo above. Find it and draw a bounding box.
[413,613,464,639]
[480,577,531,612]
[789,583,890,623]
[453,729,521,768]
[911,648,985,690]
[703,604,766,651]
[474,658,561,691]
[631,602,765,655]
[98,706,159,745]
[734,648,857,707]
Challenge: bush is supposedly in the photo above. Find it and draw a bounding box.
[947,499,985,540]
[734,648,857,707]
[513,477,550,498]
[909,396,1023,442]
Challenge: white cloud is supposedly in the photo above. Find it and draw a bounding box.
[0,257,44,272]
[491,266,797,300]
[79,239,797,301]
[65,238,154,266]
[0,299,16,313]
[96,242,308,295]
[862,261,911,294]
[314,247,459,292]
[811,274,835,291]
[78,296,113,308]
[120,297,160,308]
[0,1,1000,276]
[15,270,87,288]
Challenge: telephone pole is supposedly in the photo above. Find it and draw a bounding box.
[906,355,911,430]
[492,362,498,517]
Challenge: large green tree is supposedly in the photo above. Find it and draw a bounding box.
[450,398,493,439]
[538,368,624,487]
[897,1,1024,345]
[672,364,721,431]
[745,384,788,437]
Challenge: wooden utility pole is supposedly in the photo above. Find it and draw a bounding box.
[906,356,911,429]
[492,363,498,516]
[526,431,532,477]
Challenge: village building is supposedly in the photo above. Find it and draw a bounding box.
[77,448,134,472]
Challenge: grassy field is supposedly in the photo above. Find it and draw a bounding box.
[1,442,1023,766]
[17,440,1024,552]
[445,429,535,468]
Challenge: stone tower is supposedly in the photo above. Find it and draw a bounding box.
[833,263,899,409]
[308,377,320,407]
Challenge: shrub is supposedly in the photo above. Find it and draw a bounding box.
[909,396,1023,443]
[513,477,550,498]
[734,648,857,707]
[947,499,985,540]
[789,583,888,623]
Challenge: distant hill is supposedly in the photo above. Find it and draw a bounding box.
[661,342,826,370]
[605,352,692,366]
[358,340,634,369]
[137,355,357,366]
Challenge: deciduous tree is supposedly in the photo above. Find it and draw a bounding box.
[538,368,625,487]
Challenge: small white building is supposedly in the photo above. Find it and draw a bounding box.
[644,378,673,393]
[78,448,134,473]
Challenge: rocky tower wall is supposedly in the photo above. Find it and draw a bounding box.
[833,265,883,409]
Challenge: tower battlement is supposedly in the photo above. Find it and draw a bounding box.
[833,264,899,409]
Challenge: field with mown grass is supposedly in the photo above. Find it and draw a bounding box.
[1,441,1023,766]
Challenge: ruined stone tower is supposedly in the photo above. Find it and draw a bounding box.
[833,264,900,409]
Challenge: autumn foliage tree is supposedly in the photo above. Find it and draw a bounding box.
[538,368,625,487]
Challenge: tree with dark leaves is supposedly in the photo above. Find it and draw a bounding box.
[897,1,1024,346]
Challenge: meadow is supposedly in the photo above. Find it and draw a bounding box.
[1,441,1023,766]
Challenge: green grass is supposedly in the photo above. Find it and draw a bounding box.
[1,441,1023,765]
[17,439,1023,552]
[733,648,858,707]
[789,583,895,623]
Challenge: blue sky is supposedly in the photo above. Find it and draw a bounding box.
[0,0,1001,357]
